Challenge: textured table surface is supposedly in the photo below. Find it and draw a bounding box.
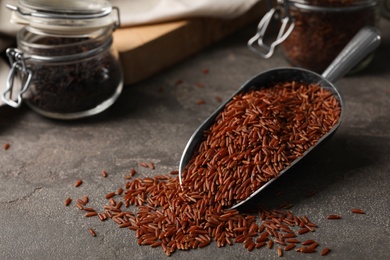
[1,19,389,260]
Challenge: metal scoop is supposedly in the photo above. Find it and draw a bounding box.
[179,27,381,209]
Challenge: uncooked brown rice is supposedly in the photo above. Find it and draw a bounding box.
[284,243,295,251]
[181,81,341,208]
[149,162,155,170]
[105,192,116,199]
[64,197,71,206]
[89,228,96,237]
[277,246,283,257]
[321,247,331,256]
[75,203,83,210]
[69,81,343,257]
[302,239,315,245]
[351,208,365,214]
[74,179,83,187]
[85,212,97,217]
[140,162,149,168]
[327,215,342,220]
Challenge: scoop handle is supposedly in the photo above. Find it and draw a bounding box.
[322,27,381,83]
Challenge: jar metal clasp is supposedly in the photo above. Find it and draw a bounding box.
[2,48,32,108]
[248,0,295,58]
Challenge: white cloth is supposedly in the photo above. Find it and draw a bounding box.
[109,0,261,26]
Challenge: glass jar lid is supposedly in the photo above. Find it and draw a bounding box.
[6,0,120,33]
[283,0,378,11]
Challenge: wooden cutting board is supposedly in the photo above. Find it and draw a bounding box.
[113,2,266,85]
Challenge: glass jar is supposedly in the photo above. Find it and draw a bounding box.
[248,0,380,73]
[282,0,380,73]
[2,0,123,119]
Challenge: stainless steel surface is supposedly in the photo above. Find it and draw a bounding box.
[322,27,381,83]
[179,27,380,209]
[2,48,32,108]
[247,2,294,59]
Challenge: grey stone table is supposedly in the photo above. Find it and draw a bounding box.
[1,19,390,260]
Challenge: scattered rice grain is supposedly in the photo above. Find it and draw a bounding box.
[74,179,82,187]
[64,197,71,206]
[89,228,96,237]
[351,208,365,214]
